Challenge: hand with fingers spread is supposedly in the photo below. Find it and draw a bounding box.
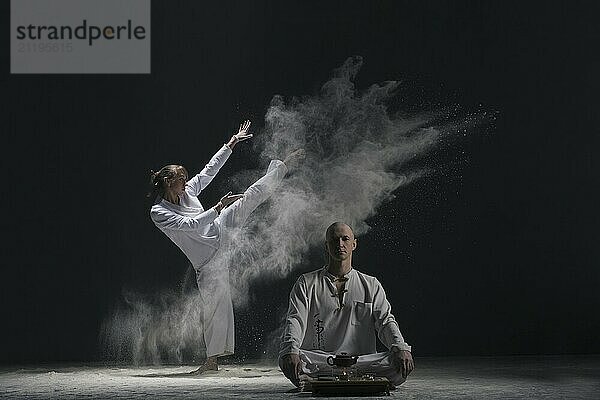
[214,191,244,213]
[226,120,253,150]
[279,354,303,387]
[391,347,414,379]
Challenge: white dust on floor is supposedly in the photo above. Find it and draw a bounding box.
[1,358,599,399]
[0,364,298,400]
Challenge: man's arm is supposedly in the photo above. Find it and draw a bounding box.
[279,276,309,387]
[371,278,411,351]
[371,278,414,378]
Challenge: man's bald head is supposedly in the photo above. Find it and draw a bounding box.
[326,222,354,240]
[325,222,357,262]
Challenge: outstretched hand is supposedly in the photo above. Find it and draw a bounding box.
[227,120,253,149]
[215,191,244,213]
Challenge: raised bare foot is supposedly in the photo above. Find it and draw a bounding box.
[283,148,306,171]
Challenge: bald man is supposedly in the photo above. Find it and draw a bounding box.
[279,222,414,388]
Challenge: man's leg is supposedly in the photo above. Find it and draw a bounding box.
[217,160,287,230]
[297,350,406,386]
[354,351,407,386]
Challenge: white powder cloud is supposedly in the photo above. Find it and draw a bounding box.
[101,56,491,364]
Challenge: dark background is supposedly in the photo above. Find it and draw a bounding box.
[2,1,599,364]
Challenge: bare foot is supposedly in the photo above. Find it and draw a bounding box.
[283,148,306,171]
[188,358,218,375]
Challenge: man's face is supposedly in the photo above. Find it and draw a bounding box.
[326,224,357,261]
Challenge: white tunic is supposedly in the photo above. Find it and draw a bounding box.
[150,144,288,358]
[150,145,232,267]
[280,267,411,357]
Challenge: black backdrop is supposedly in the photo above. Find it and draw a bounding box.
[2,1,599,364]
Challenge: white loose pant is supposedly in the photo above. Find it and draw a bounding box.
[195,160,287,358]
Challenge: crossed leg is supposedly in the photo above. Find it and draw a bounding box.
[297,349,407,387]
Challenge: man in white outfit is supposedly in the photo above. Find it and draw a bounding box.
[150,120,304,373]
[279,222,414,387]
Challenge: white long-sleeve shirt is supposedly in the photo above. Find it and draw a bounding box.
[280,267,411,357]
[150,145,232,267]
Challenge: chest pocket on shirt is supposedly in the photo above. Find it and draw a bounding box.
[351,301,373,325]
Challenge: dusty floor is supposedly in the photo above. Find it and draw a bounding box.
[1,355,599,399]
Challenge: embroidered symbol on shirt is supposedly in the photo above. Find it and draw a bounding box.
[313,313,324,350]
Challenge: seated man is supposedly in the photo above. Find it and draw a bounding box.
[279,222,414,388]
